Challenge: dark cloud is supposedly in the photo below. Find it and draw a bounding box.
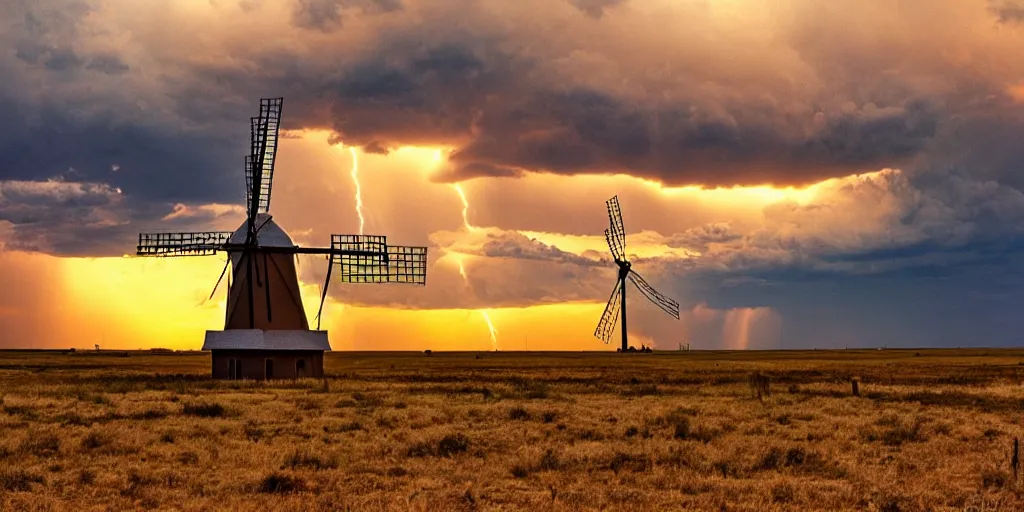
[568,0,626,19]
[0,99,245,206]
[0,180,244,256]
[85,55,130,75]
[291,0,403,31]
[421,87,941,187]
[0,179,132,255]
[470,230,605,267]
[664,223,741,252]
[675,260,1024,349]
[315,42,528,151]
[678,169,1024,279]
[990,0,1024,22]
[269,24,954,188]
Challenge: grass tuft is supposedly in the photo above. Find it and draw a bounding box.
[258,472,306,494]
[181,402,226,417]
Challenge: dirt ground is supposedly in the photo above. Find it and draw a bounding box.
[2,348,1024,511]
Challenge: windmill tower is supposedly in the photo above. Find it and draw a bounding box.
[135,98,428,379]
[594,195,680,352]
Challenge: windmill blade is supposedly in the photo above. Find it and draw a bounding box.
[605,196,626,260]
[137,231,232,257]
[628,270,680,319]
[244,155,255,215]
[245,117,263,235]
[246,98,283,218]
[330,234,428,285]
[593,279,623,344]
[315,255,335,330]
[336,245,428,284]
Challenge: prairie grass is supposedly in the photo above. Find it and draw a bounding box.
[1,348,1024,510]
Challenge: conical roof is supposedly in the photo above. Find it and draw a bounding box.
[228,213,295,248]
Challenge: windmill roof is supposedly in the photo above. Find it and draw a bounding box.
[228,213,295,248]
[202,329,331,351]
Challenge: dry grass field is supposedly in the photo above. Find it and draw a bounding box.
[3,349,1024,511]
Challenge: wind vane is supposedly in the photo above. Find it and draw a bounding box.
[133,98,427,379]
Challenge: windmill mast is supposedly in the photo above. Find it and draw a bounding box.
[619,273,628,352]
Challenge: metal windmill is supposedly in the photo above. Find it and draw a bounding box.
[594,195,680,352]
[135,97,428,337]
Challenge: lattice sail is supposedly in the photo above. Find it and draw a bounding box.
[332,234,388,283]
[332,234,388,259]
[331,234,427,284]
[244,155,256,213]
[137,232,232,257]
[246,98,283,217]
[606,196,626,261]
[382,245,428,284]
[628,270,680,319]
[594,280,623,343]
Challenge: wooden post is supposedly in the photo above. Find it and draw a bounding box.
[851,377,860,397]
[1013,437,1019,481]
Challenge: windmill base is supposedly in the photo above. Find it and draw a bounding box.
[202,329,331,380]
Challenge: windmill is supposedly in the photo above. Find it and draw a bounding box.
[134,97,427,379]
[594,195,680,352]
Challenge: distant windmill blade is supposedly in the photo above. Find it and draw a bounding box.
[628,271,680,319]
[315,256,335,330]
[606,195,626,257]
[208,256,231,301]
[593,280,623,344]
[604,228,624,262]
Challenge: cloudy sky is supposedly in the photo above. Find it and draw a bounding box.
[2,0,1024,350]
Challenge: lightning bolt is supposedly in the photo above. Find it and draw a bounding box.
[453,183,476,232]
[350,147,364,234]
[452,184,498,351]
[480,310,498,351]
[456,256,498,351]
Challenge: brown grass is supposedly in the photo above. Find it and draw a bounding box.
[2,348,1024,510]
